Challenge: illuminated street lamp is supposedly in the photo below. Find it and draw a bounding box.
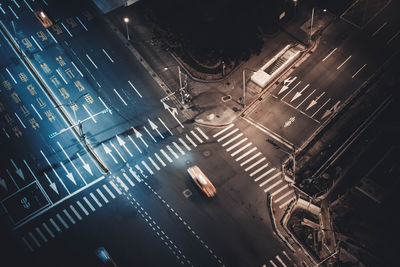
[124,17,130,40]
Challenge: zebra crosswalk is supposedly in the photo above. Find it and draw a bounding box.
[263,251,293,267]
[213,124,296,209]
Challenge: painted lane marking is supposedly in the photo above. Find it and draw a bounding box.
[282,81,301,100]
[371,22,387,38]
[148,157,160,171]
[275,190,293,203]
[8,6,19,19]
[158,117,172,135]
[387,30,400,44]
[142,161,154,175]
[160,149,173,163]
[83,197,96,211]
[2,128,10,138]
[322,47,337,62]
[71,61,83,77]
[154,153,166,167]
[70,205,82,220]
[90,193,102,207]
[185,134,197,147]
[250,163,270,177]
[226,138,248,152]
[190,130,203,143]
[222,133,243,147]
[263,179,283,192]
[196,127,209,140]
[116,176,129,191]
[56,69,68,84]
[231,142,252,157]
[76,200,89,216]
[56,213,69,229]
[166,145,179,159]
[128,135,141,153]
[83,104,96,123]
[311,98,330,118]
[179,138,191,151]
[86,54,98,69]
[63,209,76,224]
[102,49,114,63]
[128,80,142,98]
[173,142,185,155]
[0,5,6,14]
[240,152,262,166]
[36,227,48,243]
[14,112,26,128]
[96,188,109,203]
[46,28,58,44]
[31,36,43,51]
[28,232,40,247]
[296,89,315,109]
[31,104,43,120]
[6,68,17,84]
[61,22,73,37]
[129,167,142,183]
[103,184,115,199]
[217,128,238,142]
[22,237,33,252]
[236,147,257,162]
[144,125,157,142]
[337,55,352,70]
[259,172,282,187]
[110,181,122,195]
[270,183,288,195]
[42,222,55,238]
[279,197,296,208]
[254,168,276,182]
[110,141,126,163]
[12,0,20,8]
[113,89,127,105]
[245,157,266,172]
[49,218,61,232]
[75,16,88,31]
[213,123,234,138]
[276,255,287,267]
[269,259,278,267]
[98,96,111,114]
[352,63,367,78]
[122,172,135,187]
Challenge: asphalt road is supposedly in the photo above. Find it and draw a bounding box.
[0,0,294,266]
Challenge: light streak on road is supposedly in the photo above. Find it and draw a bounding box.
[337,55,352,70]
[40,150,70,194]
[352,64,367,78]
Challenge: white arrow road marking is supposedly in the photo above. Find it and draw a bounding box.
[40,150,70,194]
[196,127,209,140]
[43,172,58,194]
[110,141,126,163]
[0,176,8,191]
[306,91,325,110]
[144,126,157,143]
[10,159,24,180]
[296,89,316,109]
[76,152,93,176]
[113,89,127,106]
[128,135,142,153]
[179,138,191,151]
[148,157,160,171]
[128,167,142,182]
[59,161,76,185]
[160,149,173,163]
[133,127,148,147]
[167,145,179,159]
[173,142,185,155]
[290,84,309,102]
[162,102,184,128]
[321,100,341,120]
[122,172,135,187]
[278,76,297,95]
[102,143,118,164]
[116,135,133,157]
[57,142,86,184]
[154,153,166,167]
[312,98,330,118]
[128,80,142,98]
[158,117,173,135]
[148,118,164,139]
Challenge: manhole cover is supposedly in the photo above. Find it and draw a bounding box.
[202,150,212,158]
[185,160,191,165]
[183,189,192,198]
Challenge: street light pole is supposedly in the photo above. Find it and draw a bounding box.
[309,7,315,44]
[242,70,246,107]
[124,17,130,40]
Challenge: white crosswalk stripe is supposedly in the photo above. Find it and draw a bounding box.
[275,190,293,203]
[56,214,69,229]
[196,127,209,140]
[103,184,115,199]
[191,130,203,143]
[42,222,55,238]
[269,183,288,195]
[226,138,248,152]
[217,128,239,142]
[173,142,185,155]
[263,179,283,192]
[110,181,122,195]
[269,259,278,267]
[235,147,257,161]
[29,232,40,247]
[279,197,296,209]
[83,197,96,211]
[254,168,276,182]
[259,172,281,187]
[122,172,135,186]
[97,188,109,203]
[276,255,287,267]
[148,156,160,170]
[179,138,191,151]
[155,152,166,166]
[22,237,34,252]
[222,133,243,147]
[63,209,76,224]
[250,163,270,177]
[213,124,234,138]
[70,205,82,220]
[116,176,129,191]
[245,157,266,172]
[231,142,252,157]
[240,152,262,166]
[50,218,61,232]
[142,161,154,175]
[90,193,102,207]
[36,227,48,243]
[160,149,173,162]
[76,201,89,216]
[185,134,197,147]
[167,145,179,159]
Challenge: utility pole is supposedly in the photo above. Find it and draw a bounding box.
[242,70,246,107]
[309,7,315,44]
